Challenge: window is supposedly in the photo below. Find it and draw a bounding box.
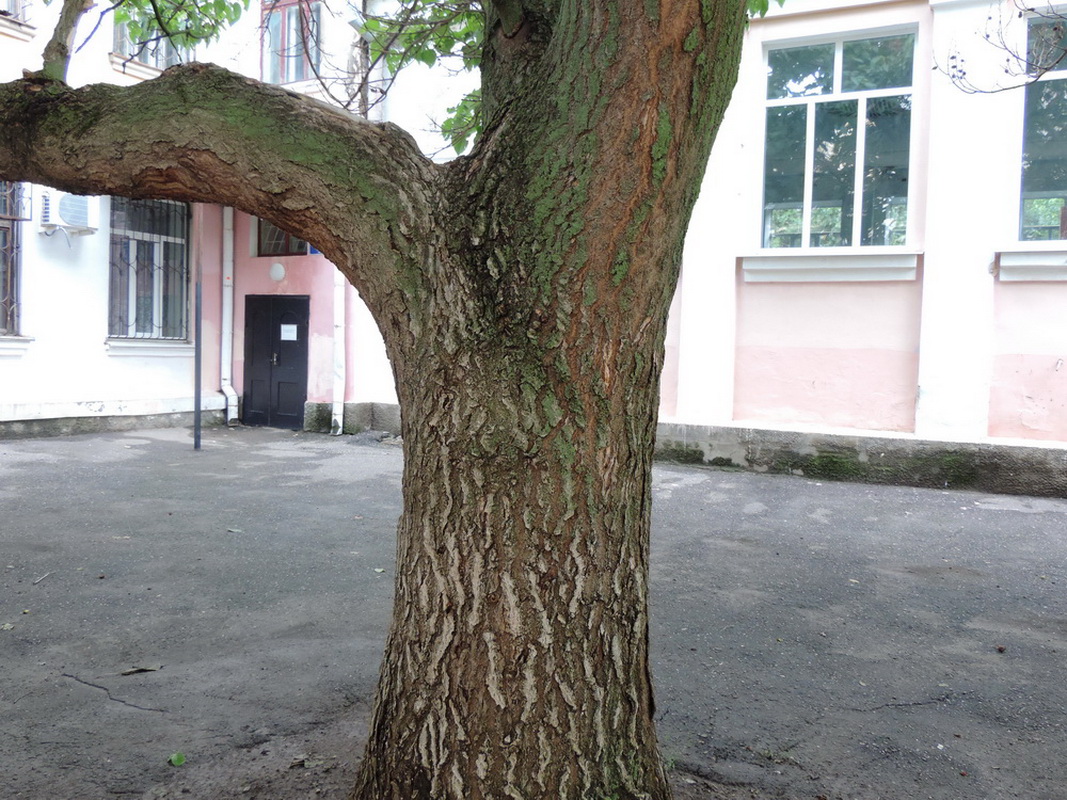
[0,0,28,23]
[113,20,190,70]
[258,218,309,256]
[262,0,321,84]
[0,182,25,336]
[1021,17,1067,241]
[109,198,189,339]
[762,33,915,248]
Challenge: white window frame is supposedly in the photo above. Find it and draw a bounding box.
[1018,13,1067,243]
[761,28,919,252]
[113,19,192,71]
[0,0,28,23]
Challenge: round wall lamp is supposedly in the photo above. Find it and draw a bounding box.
[269,262,286,282]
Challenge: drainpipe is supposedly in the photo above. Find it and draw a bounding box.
[219,207,239,424]
[331,269,347,434]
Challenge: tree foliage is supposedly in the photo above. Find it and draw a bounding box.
[356,1,484,151]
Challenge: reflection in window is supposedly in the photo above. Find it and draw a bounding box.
[842,34,915,92]
[1026,17,1067,75]
[1021,18,1067,241]
[767,44,834,98]
[812,100,857,247]
[762,33,915,248]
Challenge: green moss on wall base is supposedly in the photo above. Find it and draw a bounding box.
[654,423,1067,497]
[656,442,706,464]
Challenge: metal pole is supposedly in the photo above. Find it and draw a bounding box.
[194,279,202,450]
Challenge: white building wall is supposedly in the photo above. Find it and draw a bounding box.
[672,0,1067,447]
[1,6,222,424]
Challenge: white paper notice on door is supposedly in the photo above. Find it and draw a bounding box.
[280,324,298,341]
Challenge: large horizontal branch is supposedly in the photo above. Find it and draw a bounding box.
[0,64,440,337]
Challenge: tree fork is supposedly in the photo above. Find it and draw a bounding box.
[0,1,751,799]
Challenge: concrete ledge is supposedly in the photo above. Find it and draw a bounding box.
[0,411,225,440]
[304,402,401,436]
[656,423,1067,498]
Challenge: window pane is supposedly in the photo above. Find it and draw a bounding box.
[842,34,915,91]
[767,44,834,99]
[135,243,154,335]
[0,223,15,336]
[1021,78,1067,240]
[264,10,281,83]
[862,95,911,246]
[162,241,186,338]
[109,237,130,336]
[812,100,857,247]
[307,3,321,74]
[285,6,301,82]
[1028,17,1067,75]
[763,105,807,247]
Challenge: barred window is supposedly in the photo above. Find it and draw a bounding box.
[258,218,309,256]
[0,181,25,336]
[109,197,189,339]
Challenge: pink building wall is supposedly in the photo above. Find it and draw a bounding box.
[193,205,224,397]
[231,212,340,404]
[734,279,922,431]
[988,281,1067,441]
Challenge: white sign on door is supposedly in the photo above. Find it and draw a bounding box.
[280,324,298,341]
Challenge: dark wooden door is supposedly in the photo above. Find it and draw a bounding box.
[242,295,309,429]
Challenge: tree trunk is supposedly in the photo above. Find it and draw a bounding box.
[353,304,669,800]
[0,2,750,798]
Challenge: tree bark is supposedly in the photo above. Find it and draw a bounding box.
[0,1,748,797]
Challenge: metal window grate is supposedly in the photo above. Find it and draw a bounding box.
[0,182,24,336]
[108,197,190,339]
[258,218,308,255]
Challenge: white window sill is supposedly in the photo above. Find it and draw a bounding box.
[996,249,1067,282]
[0,336,34,358]
[740,250,922,282]
[109,53,165,81]
[0,16,35,42]
[105,338,194,357]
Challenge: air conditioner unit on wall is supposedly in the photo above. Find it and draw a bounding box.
[39,190,100,235]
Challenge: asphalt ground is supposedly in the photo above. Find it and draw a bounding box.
[1,426,1065,799]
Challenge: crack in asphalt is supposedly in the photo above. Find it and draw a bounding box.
[61,674,167,713]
